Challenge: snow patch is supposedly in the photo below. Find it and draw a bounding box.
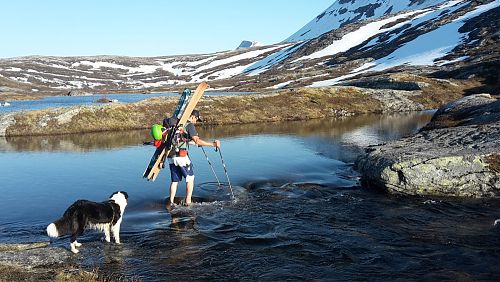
[206,86,234,91]
[9,76,28,83]
[307,0,499,87]
[296,10,423,61]
[285,0,450,42]
[370,1,499,71]
[267,81,293,89]
[6,67,22,72]
[185,56,217,67]
[436,56,468,66]
[50,64,71,70]
[196,46,284,73]
[74,61,130,70]
[245,43,303,76]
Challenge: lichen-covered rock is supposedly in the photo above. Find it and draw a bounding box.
[0,242,104,281]
[0,242,69,269]
[0,113,16,136]
[356,94,500,198]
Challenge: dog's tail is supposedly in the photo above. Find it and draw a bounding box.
[46,217,71,238]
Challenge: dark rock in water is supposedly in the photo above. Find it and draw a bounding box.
[356,94,500,198]
[96,97,118,103]
[96,97,112,103]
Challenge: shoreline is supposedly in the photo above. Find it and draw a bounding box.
[356,94,500,198]
[0,85,464,137]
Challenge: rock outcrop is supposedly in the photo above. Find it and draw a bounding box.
[0,242,110,281]
[67,90,92,96]
[236,40,261,49]
[356,94,500,198]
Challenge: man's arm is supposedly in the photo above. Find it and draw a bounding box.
[192,136,220,148]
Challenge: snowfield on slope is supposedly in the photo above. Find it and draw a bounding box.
[309,0,499,87]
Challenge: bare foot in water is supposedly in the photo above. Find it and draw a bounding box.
[166,201,174,211]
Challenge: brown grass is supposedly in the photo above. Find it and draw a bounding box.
[486,153,500,173]
[0,92,41,101]
[5,87,384,136]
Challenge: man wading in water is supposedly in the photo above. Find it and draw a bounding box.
[166,110,220,207]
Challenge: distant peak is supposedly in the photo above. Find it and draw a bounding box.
[236,40,262,50]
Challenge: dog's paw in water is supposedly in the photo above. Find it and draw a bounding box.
[70,241,81,253]
[494,219,500,227]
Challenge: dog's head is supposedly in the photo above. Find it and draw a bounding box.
[109,191,128,209]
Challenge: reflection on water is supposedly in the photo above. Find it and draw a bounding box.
[0,111,433,152]
[1,111,499,281]
[0,130,148,152]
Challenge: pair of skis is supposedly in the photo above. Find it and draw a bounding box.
[143,81,209,181]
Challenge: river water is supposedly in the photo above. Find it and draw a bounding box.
[0,91,253,113]
[0,112,499,281]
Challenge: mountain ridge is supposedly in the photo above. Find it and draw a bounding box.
[0,0,498,97]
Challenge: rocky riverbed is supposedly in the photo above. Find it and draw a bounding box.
[0,242,100,281]
[0,241,141,281]
[356,94,500,198]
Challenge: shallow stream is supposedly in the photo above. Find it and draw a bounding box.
[0,112,499,280]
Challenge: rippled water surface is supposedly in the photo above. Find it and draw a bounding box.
[1,112,499,281]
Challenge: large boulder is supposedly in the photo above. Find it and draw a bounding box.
[67,89,92,96]
[421,93,500,130]
[356,94,500,198]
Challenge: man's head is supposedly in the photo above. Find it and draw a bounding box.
[190,110,203,123]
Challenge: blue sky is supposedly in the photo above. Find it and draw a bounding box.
[0,0,331,58]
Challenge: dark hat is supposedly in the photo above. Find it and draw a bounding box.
[191,110,203,122]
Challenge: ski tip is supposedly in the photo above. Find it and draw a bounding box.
[199,81,209,89]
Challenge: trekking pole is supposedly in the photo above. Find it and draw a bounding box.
[216,147,235,200]
[200,146,222,188]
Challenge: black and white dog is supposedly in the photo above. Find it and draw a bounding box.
[46,191,128,253]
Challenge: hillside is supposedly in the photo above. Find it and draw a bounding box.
[0,0,498,99]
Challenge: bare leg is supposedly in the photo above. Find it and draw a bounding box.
[170,181,179,204]
[186,177,194,205]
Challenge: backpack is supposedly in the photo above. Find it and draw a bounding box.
[171,126,189,155]
[162,116,189,156]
